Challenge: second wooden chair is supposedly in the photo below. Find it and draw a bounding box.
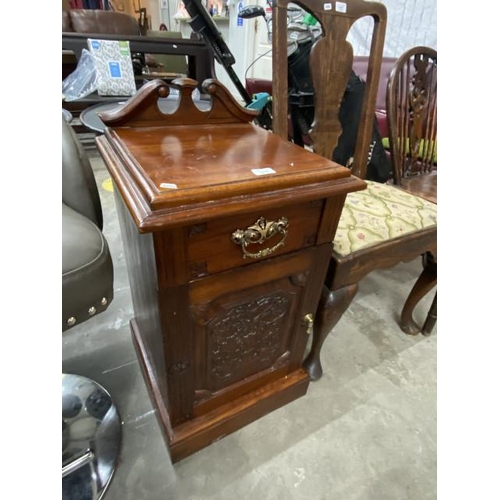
[270,0,437,380]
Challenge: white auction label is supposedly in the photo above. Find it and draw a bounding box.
[159,182,178,189]
[335,1,347,12]
[324,2,332,10]
[251,167,276,176]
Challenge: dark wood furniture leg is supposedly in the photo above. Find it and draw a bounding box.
[303,283,358,381]
[400,252,437,335]
[422,292,437,336]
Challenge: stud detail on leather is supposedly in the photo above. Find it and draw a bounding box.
[101,297,108,306]
[67,317,76,326]
[88,307,96,316]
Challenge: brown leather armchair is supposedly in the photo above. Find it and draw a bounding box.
[62,117,121,500]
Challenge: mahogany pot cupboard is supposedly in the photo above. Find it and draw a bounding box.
[96,78,364,462]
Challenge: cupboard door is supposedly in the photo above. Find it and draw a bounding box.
[187,245,331,416]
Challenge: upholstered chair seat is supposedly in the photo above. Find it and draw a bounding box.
[334,181,437,256]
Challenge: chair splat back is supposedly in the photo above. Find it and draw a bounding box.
[387,46,437,183]
[272,0,387,179]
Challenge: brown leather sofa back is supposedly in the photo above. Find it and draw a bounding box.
[62,10,73,32]
[62,9,141,35]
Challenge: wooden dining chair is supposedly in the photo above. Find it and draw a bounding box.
[271,0,437,380]
[386,46,437,336]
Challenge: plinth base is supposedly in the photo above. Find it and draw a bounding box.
[131,318,310,463]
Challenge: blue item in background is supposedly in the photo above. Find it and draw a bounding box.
[246,92,271,111]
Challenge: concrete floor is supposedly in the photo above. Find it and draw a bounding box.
[62,144,437,500]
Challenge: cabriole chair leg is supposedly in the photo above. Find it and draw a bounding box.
[422,292,437,336]
[400,252,437,336]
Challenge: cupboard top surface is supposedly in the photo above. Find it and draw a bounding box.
[97,78,366,231]
[105,123,352,210]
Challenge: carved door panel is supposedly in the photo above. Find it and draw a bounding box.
[188,247,323,416]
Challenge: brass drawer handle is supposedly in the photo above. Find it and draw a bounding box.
[231,216,289,259]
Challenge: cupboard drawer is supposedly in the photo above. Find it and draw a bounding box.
[186,200,324,279]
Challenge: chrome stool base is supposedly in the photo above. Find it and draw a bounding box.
[62,374,121,500]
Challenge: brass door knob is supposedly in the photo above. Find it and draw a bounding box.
[303,313,314,335]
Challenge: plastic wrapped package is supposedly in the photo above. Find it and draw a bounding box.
[62,49,99,102]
